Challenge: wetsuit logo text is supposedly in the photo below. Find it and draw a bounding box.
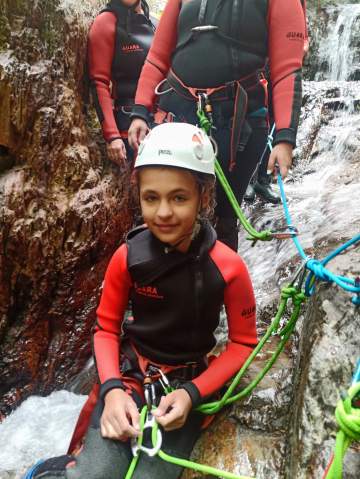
[286,32,304,41]
[134,283,164,299]
[241,305,256,317]
[122,44,143,53]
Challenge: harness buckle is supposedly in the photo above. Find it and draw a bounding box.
[191,25,219,32]
[131,413,163,457]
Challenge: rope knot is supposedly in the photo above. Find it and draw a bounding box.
[335,383,360,442]
[306,259,333,283]
[293,291,307,306]
[281,286,298,301]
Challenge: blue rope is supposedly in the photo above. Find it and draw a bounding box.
[277,171,360,304]
[23,460,45,479]
[267,129,360,305]
[352,360,360,386]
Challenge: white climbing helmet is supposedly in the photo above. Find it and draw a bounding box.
[135,122,215,176]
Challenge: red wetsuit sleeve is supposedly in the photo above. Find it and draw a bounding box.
[191,242,257,399]
[134,0,180,110]
[93,244,131,384]
[88,12,122,143]
[268,0,306,147]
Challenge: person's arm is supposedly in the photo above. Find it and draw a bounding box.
[130,0,180,126]
[94,244,141,440]
[93,244,132,399]
[88,13,126,150]
[181,244,258,407]
[267,0,305,177]
[268,0,305,148]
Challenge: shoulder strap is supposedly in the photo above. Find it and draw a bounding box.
[101,2,131,79]
[230,0,242,79]
[101,0,155,75]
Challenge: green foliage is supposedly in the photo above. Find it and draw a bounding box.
[0,14,11,51]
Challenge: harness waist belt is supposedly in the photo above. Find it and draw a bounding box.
[164,69,263,171]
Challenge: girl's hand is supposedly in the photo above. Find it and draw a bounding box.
[101,388,140,441]
[152,389,192,431]
[128,118,149,151]
[267,142,293,179]
[107,138,127,165]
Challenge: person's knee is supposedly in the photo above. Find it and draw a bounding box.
[65,427,131,479]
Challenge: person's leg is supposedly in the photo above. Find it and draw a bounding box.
[28,400,133,479]
[214,125,268,250]
[253,148,281,204]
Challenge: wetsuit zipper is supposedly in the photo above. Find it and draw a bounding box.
[192,255,203,349]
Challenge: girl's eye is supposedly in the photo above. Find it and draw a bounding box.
[174,195,187,203]
[144,195,157,203]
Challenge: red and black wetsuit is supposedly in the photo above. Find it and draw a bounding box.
[41,222,256,477]
[88,1,156,145]
[131,0,306,249]
[94,222,257,406]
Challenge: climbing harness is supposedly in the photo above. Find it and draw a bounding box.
[323,361,360,479]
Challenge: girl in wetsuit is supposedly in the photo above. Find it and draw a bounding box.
[25,123,257,479]
[88,0,156,165]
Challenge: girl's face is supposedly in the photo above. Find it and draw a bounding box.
[139,167,207,252]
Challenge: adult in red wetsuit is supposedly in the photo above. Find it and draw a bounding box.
[26,123,257,479]
[128,0,307,250]
[244,0,309,204]
[88,0,156,165]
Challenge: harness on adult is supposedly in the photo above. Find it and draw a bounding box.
[160,0,269,170]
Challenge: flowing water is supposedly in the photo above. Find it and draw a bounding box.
[1,3,360,479]
[315,4,360,81]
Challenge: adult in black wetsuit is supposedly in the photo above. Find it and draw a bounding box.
[88,0,156,165]
[128,0,307,250]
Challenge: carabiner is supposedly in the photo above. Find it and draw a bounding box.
[271,226,299,240]
[131,413,163,457]
[197,93,205,114]
[290,257,309,290]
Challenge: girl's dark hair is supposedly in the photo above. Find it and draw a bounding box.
[141,0,150,19]
[193,171,216,220]
[130,167,216,220]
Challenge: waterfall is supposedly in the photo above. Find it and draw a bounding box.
[316,4,360,81]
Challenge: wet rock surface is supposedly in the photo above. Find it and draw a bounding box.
[0,1,359,478]
[0,0,133,416]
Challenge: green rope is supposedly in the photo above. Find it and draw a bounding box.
[124,407,148,479]
[325,382,360,479]
[197,109,273,243]
[197,286,306,414]
[151,416,255,479]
